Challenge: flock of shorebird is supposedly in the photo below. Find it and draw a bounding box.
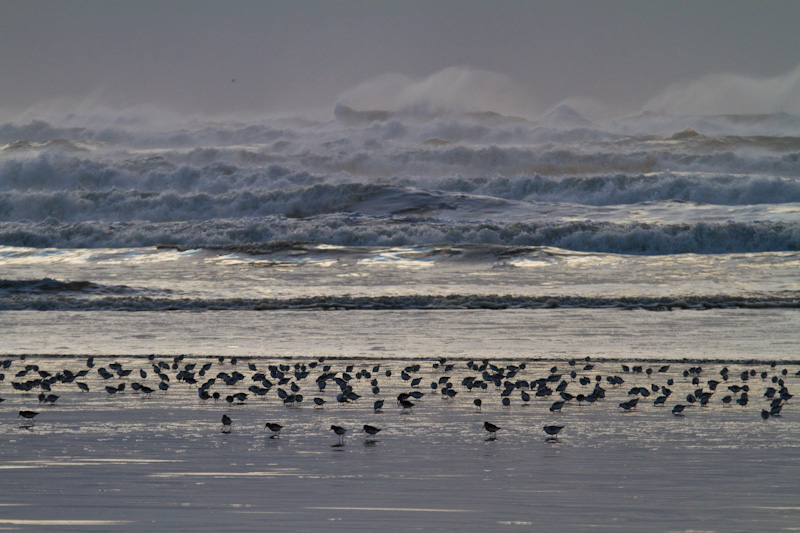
[2,355,796,444]
[217,416,559,444]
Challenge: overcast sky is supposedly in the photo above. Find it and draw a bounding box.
[2,0,800,121]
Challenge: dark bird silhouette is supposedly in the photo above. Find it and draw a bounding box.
[672,404,686,415]
[399,399,414,413]
[483,421,501,440]
[330,425,347,445]
[736,395,749,407]
[619,398,639,411]
[221,414,232,433]
[265,422,283,438]
[543,425,564,439]
[18,410,39,421]
[473,398,482,411]
[362,424,381,442]
[373,399,384,412]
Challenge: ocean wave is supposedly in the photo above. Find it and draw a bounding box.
[2,156,800,226]
[0,293,796,312]
[0,183,393,222]
[3,110,800,150]
[1,217,798,254]
[0,278,149,296]
[424,173,800,206]
[2,115,800,180]
[3,113,800,254]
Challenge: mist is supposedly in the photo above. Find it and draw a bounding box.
[643,64,800,116]
[2,1,800,123]
[335,67,537,118]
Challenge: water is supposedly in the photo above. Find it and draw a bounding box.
[2,354,799,531]
[1,106,799,530]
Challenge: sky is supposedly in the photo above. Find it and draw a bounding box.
[2,0,800,121]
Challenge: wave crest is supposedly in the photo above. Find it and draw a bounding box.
[1,292,796,312]
[1,218,798,254]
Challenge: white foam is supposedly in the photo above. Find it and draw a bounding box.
[644,64,800,116]
[335,66,537,118]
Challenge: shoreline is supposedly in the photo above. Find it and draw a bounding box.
[2,353,798,531]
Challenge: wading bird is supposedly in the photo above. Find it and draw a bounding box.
[362,424,381,442]
[483,421,501,440]
[543,425,564,440]
[18,410,39,422]
[265,422,283,438]
[330,425,347,445]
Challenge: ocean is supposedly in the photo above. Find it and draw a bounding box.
[1,106,799,530]
[1,105,799,357]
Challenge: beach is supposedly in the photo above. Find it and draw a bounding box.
[2,50,800,531]
[2,350,798,531]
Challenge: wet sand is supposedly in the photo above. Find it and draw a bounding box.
[2,356,798,531]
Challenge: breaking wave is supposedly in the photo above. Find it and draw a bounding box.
[2,109,800,254]
[0,278,165,297]
[1,292,796,312]
[1,217,798,254]
[2,157,800,225]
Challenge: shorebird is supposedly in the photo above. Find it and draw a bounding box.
[483,421,501,440]
[330,425,347,444]
[38,393,59,404]
[265,422,283,438]
[362,424,381,442]
[373,399,384,412]
[473,398,482,411]
[399,399,414,413]
[18,410,39,424]
[543,425,564,439]
[221,414,232,433]
[736,395,749,407]
[672,404,686,415]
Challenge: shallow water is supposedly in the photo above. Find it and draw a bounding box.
[1,355,798,531]
[2,309,799,362]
